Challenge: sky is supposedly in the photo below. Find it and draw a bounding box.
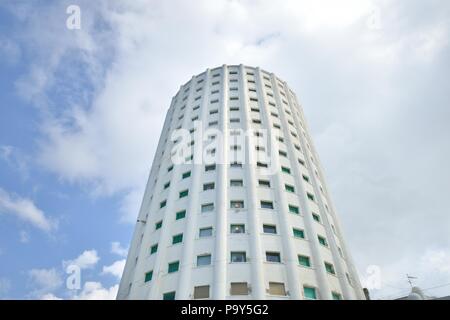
[0,0,449,300]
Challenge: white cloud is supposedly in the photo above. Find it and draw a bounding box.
[420,249,450,275]
[72,282,118,300]
[63,249,100,270]
[0,188,57,233]
[102,259,126,279]
[28,268,63,295]
[111,242,128,257]
[40,293,63,300]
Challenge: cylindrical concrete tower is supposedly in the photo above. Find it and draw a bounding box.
[117,65,365,300]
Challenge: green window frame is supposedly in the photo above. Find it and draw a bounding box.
[318,235,328,247]
[298,255,311,267]
[164,182,170,189]
[176,210,186,220]
[172,233,183,244]
[150,244,158,254]
[289,205,299,214]
[293,228,305,239]
[285,184,295,193]
[144,271,153,283]
[168,261,180,273]
[160,200,167,208]
[281,166,291,174]
[307,193,315,201]
[182,171,191,179]
[155,220,163,230]
[179,189,189,198]
[163,291,176,300]
[312,213,321,222]
[325,262,335,274]
[304,286,317,300]
[332,292,342,300]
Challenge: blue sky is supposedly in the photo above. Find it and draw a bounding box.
[1,0,450,299]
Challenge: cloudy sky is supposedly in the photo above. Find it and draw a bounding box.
[0,0,449,300]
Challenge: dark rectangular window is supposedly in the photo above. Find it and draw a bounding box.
[176,210,186,220]
[266,252,281,263]
[230,224,245,234]
[203,183,215,191]
[231,252,246,263]
[260,201,274,209]
[168,261,180,273]
[263,225,277,234]
[172,234,183,244]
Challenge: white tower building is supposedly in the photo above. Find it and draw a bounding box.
[117,65,365,300]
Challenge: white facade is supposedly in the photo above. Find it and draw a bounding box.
[117,64,365,300]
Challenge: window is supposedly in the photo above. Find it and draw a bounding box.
[263,225,277,234]
[268,282,286,296]
[318,235,328,247]
[144,271,153,283]
[179,189,189,198]
[325,262,335,274]
[230,200,244,209]
[194,285,210,299]
[303,175,310,182]
[163,291,176,300]
[298,255,311,267]
[209,121,218,126]
[230,162,242,168]
[231,252,246,263]
[182,171,191,179]
[230,282,249,295]
[229,106,239,111]
[266,252,281,263]
[281,166,291,174]
[312,213,321,222]
[230,179,243,187]
[303,286,317,300]
[168,261,179,273]
[203,183,215,191]
[150,244,158,254]
[205,164,216,172]
[172,234,183,244]
[155,220,163,230]
[231,145,241,151]
[230,224,245,234]
[279,150,287,157]
[307,193,315,201]
[332,292,342,300]
[255,146,265,151]
[259,180,271,188]
[285,184,295,193]
[199,227,213,238]
[289,205,299,214]
[210,109,218,115]
[230,118,240,123]
[257,162,268,168]
[252,119,261,124]
[260,201,274,209]
[197,255,212,266]
[160,200,167,208]
[176,210,186,220]
[164,182,170,189]
[201,203,214,213]
[293,228,305,239]
[210,99,219,104]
